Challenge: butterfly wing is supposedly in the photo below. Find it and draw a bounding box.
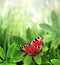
[31,36,42,54]
[20,44,36,56]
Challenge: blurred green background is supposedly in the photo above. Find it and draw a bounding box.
[0,0,60,38]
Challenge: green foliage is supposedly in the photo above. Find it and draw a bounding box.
[0,47,5,59]
[0,10,25,65]
[11,36,27,46]
[7,43,16,58]
[42,46,48,52]
[40,23,52,32]
[8,55,24,63]
[39,10,60,65]
[34,54,42,65]
[23,55,32,65]
[26,28,34,42]
[0,63,16,65]
[51,59,60,65]
[40,10,60,49]
[51,10,59,29]
[57,49,60,59]
[0,9,60,65]
[26,28,36,42]
[49,47,56,59]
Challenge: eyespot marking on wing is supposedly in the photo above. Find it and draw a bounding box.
[37,46,42,49]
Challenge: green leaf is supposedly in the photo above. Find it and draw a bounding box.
[0,59,3,62]
[34,54,42,64]
[7,43,16,58]
[57,49,60,59]
[50,47,56,59]
[42,55,50,65]
[0,29,7,48]
[13,50,25,58]
[26,28,35,42]
[8,56,23,63]
[24,55,32,65]
[41,63,50,65]
[11,36,26,46]
[40,23,52,32]
[51,37,59,49]
[42,46,48,52]
[0,63,3,65]
[29,61,35,65]
[58,36,60,45]
[0,63,16,65]
[32,25,40,36]
[8,52,25,63]
[51,59,60,65]
[43,35,52,42]
[0,47,5,59]
[51,10,59,29]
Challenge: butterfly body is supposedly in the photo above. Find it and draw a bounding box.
[20,36,42,56]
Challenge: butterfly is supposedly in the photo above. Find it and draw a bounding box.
[20,36,43,56]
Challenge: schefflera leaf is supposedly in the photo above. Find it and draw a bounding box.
[7,43,16,59]
[0,47,5,60]
[51,59,60,65]
[24,55,32,65]
[34,54,42,65]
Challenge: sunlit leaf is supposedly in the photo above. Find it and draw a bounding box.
[34,54,42,64]
[42,46,48,52]
[0,47,5,59]
[0,59,3,62]
[43,35,52,42]
[51,59,60,65]
[1,63,16,65]
[7,43,16,59]
[9,52,25,63]
[8,56,23,63]
[24,55,32,65]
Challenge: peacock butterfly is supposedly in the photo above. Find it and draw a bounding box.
[20,36,43,56]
